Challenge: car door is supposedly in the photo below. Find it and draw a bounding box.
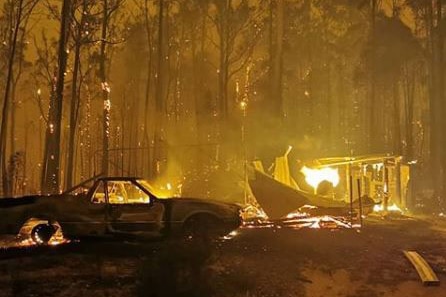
[105,180,165,237]
[59,180,109,237]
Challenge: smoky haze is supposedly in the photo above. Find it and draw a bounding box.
[0,0,445,206]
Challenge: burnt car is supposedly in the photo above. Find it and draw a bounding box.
[0,177,242,244]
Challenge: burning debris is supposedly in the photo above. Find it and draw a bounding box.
[17,219,69,247]
[242,214,358,230]
[243,151,410,230]
[281,215,356,230]
[247,169,375,220]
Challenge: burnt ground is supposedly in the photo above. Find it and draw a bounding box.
[0,215,446,297]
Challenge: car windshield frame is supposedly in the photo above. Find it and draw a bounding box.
[63,176,171,201]
[134,179,160,199]
[63,175,100,196]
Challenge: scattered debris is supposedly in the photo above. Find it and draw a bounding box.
[242,214,358,230]
[249,169,377,221]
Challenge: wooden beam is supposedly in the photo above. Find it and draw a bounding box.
[403,250,440,286]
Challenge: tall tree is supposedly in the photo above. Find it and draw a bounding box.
[0,0,38,196]
[208,0,265,121]
[369,0,378,152]
[426,0,444,199]
[436,0,445,201]
[142,0,155,177]
[41,0,72,193]
[152,0,167,176]
[100,0,111,176]
[270,0,284,118]
[66,0,98,188]
[99,0,125,176]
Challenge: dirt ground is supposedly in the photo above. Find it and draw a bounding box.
[0,215,445,297]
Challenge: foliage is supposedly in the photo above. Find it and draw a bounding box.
[0,0,445,200]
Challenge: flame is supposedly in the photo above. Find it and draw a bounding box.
[17,224,68,247]
[301,166,340,190]
[373,203,402,213]
[242,214,356,230]
[138,180,181,198]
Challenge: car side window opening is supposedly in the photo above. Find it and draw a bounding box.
[91,181,106,204]
[107,181,151,204]
[67,180,95,196]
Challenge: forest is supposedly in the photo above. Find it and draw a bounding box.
[0,0,445,208]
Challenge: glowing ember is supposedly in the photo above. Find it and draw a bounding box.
[285,206,314,219]
[48,238,69,246]
[242,213,355,230]
[283,215,353,229]
[222,230,239,240]
[240,100,248,110]
[17,234,69,247]
[300,166,340,190]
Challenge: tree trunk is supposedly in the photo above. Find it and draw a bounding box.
[428,0,443,198]
[369,0,378,152]
[403,64,415,160]
[143,0,153,178]
[41,0,71,194]
[100,0,111,176]
[193,5,209,155]
[271,0,284,118]
[393,79,402,155]
[8,13,29,194]
[153,0,166,176]
[0,0,24,196]
[218,0,230,121]
[66,6,84,188]
[437,0,445,200]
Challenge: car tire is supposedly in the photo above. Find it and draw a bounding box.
[31,223,56,245]
[182,214,223,241]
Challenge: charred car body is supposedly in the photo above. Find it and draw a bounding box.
[0,177,242,244]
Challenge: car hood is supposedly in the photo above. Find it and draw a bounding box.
[168,197,239,208]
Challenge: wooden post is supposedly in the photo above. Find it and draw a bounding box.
[357,178,363,227]
[384,165,389,211]
[346,164,351,202]
[349,169,354,226]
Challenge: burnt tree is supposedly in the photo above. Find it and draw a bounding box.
[41,0,72,194]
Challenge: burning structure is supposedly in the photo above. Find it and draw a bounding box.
[302,155,410,210]
[248,151,410,223]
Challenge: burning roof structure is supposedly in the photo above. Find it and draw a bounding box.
[247,152,409,223]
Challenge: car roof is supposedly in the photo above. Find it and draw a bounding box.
[63,176,144,194]
[99,176,143,181]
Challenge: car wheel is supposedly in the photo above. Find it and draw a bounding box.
[182,214,223,241]
[31,223,56,245]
